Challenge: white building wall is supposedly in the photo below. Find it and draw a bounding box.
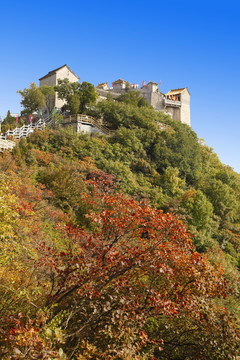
[39,73,57,113]
[78,123,104,135]
[113,83,126,91]
[39,73,57,87]
[55,67,79,109]
[56,67,79,83]
[180,90,191,126]
[39,66,80,111]
[147,83,159,92]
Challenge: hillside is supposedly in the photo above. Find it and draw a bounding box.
[0,98,239,359]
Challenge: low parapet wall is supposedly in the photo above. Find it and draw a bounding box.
[0,138,16,152]
[62,114,114,136]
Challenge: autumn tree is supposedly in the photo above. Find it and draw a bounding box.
[34,178,239,359]
[1,96,240,359]
[0,162,69,358]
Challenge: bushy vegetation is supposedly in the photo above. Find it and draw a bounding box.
[0,97,239,359]
[1,110,25,132]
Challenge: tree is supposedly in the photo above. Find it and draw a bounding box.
[35,178,239,359]
[54,78,98,114]
[0,166,67,359]
[1,111,24,132]
[161,166,185,196]
[79,81,98,112]
[152,119,202,184]
[205,179,238,222]
[54,78,79,102]
[1,127,240,359]
[17,82,46,115]
[40,85,56,114]
[68,93,80,114]
[181,189,214,231]
[116,90,151,108]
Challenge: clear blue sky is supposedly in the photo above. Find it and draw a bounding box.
[1,0,240,172]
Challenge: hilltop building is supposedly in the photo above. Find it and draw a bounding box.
[165,88,191,126]
[96,82,110,91]
[39,64,79,111]
[97,80,191,126]
[39,65,191,126]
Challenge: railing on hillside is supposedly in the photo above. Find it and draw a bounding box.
[4,114,53,140]
[0,113,113,153]
[0,114,53,152]
[63,114,114,136]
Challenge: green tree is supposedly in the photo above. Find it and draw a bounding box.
[79,81,98,112]
[54,78,79,102]
[205,179,238,222]
[54,79,98,114]
[181,189,214,231]
[152,119,202,184]
[68,93,80,114]
[40,85,55,114]
[17,82,46,115]
[116,90,151,108]
[1,111,24,132]
[161,166,185,196]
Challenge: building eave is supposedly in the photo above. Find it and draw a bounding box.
[112,79,127,85]
[39,64,80,81]
[166,87,190,96]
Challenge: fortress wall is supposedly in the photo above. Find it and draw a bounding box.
[150,92,165,111]
[140,89,152,103]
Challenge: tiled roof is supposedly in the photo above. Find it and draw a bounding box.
[166,87,190,96]
[39,64,80,81]
[112,79,127,85]
[96,82,109,89]
[147,81,158,85]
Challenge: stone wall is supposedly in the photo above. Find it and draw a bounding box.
[140,87,152,104]
[149,92,165,111]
